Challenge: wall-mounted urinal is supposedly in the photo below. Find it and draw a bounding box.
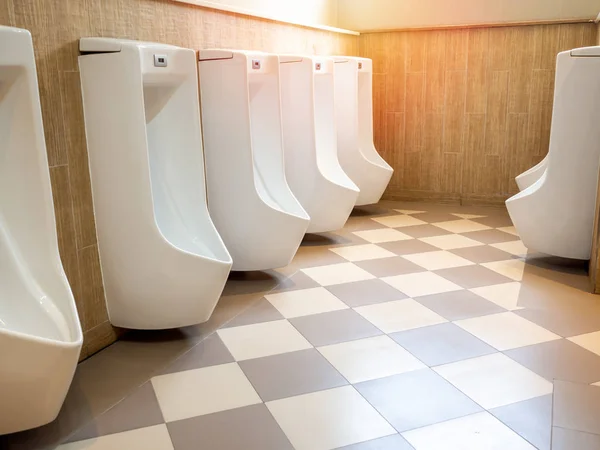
[333,56,393,206]
[79,38,232,329]
[279,55,359,233]
[506,46,600,260]
[516,155,548,191]
[0,26,83,434]
[198,50,310,271]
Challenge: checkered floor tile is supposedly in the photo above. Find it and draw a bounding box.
[48,202,600,450]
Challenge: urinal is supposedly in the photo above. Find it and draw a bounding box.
[198,50,310,271]
[333,56,393,206]
[515,155,548,191]
[79,38,232,329]
[506,46,600,260]
[0,26,82,434]
[279,55,359,233]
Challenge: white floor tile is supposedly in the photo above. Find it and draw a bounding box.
[151,363,261,422]
[353,228,413,244]
[403,250,474,270]
[452,213,487,219]
[402,412,536,450]
[455,312,560,351]
[58,425,174,450]
[491,240,529,257]
[318,335,426,383]
[482,259,526,281]
[267,386,396,450]
[434,353,553,409]
[373,215,427,228]
[420,234,484,250]
[330,244,397,262]
[394,209,426,215]
[382,272,463,297]
[217,320,312,361]
[432,220,492,233]
[569,331,600,356]
[265,287,348,318]
[302,262,375,286]
[470,282,524,311]
[355,299,447,334]
[498,226,519,236]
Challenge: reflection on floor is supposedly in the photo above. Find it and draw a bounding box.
[3,201,600,449]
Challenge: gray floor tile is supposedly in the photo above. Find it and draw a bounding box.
[434,264,513,288]
[238,349,347,402]
[378,239,441,255]
[505,340,600,384]
[411,212,459,223]
[472,215,515,228]
[490,394,552,450]
[355,256,424,278]
[355,369,482,432]
[222,298,284,329]
[460,229,520,244]
[167,404,293,450]
[450,245,515,263]
[416,290,506,321]
[553,380,600,435]
[389,224,451,239]
[290,309,383,347]
[222,270,288,296]
[343,217,386,232]
[160,333,234,375]
[66,382,164,443]
[326,279,407,307]
[390,323,496,367]
[552,427,600,450]
[336,434,415,450]
[288,246,348,270]
[515,307,600,338]
[268,270,321,293]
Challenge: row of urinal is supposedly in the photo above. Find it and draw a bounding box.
[507,46,600,260]
[0,28,393,435]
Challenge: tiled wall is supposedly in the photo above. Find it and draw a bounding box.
[361,23,598,204]
[0,0,358,359]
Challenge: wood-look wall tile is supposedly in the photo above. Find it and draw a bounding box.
[526,69,555,156]
[49,166,82,320]
[461,113,486,194]
[484,70,509,156]
[404,72,425,151]
[507,113,529,194]
[385,112,405,188]
[403,151,421,190]
[406,31,427,72]
[81,321,121,361]
[360,33,388,74]
[443,70,467,153]
[442,152,463,193]
[424,30,446,113]
[558,23,585,52]
[508,26,535,113]
[373,73,387,154]
[533,25,560,70]
[60,71,97,250]
[78,245,107,331]
[445,29,468,71]
[386,33,406,112]
[421,113,444,191]
[465,28,489,114]
[0,0,13,22]
[487,27,513,71]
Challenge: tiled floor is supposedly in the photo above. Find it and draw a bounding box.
[4,201,600,449]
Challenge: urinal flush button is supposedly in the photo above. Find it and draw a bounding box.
[154,54,168,67]
[315,62,322,71]
[252,59,261,70]
[358,62,363,69]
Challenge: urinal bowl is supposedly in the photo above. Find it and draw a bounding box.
[0,333,80,434]
[515,156,548,191]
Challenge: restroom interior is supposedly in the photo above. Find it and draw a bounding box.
[2,0,600,449]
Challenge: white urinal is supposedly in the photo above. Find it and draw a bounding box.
[0,26,83,435]
[515,155,548,191]
[506,46,600,260]
[333,56,393,206]
[279,55,359,233]
[198,50,310,271]
[79,38,232,329]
